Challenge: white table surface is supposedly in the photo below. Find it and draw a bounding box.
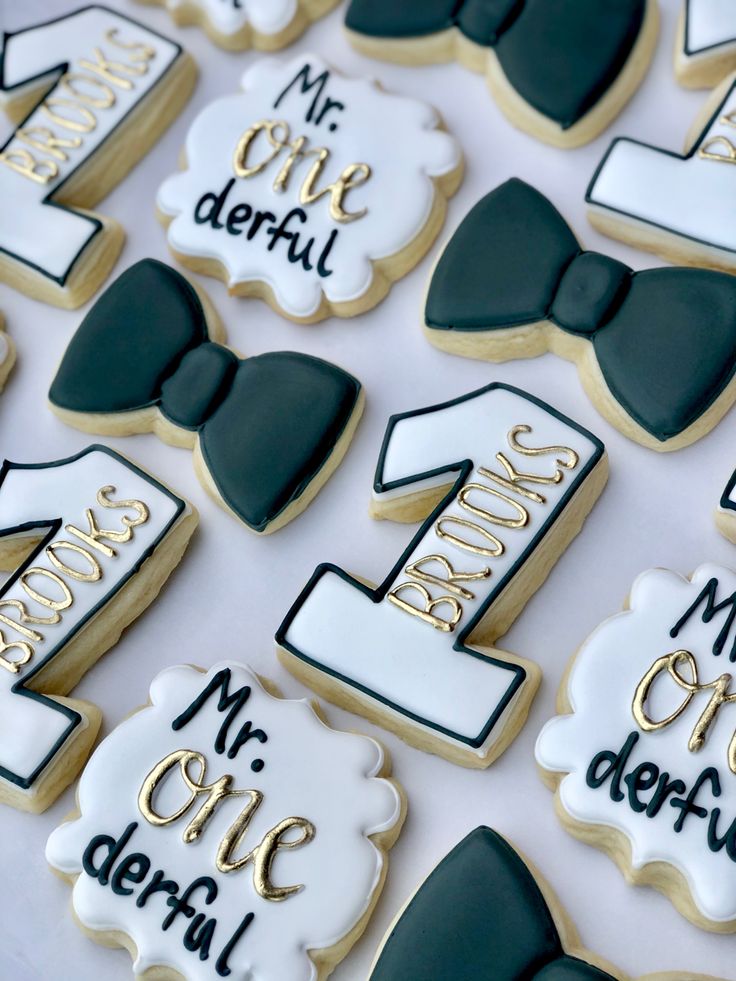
[1,0,735,977]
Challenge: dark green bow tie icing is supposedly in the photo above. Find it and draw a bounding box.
[49,259,361,532]
[370,827,614,981]
[345,0,645,129]
[425,178,736,443]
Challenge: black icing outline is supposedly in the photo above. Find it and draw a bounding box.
[276,382,604,751]
[720,468,736,512]
[0,443,185,791]
[0,5,183,286]
[684,0,736,56]
[586,76,736,257]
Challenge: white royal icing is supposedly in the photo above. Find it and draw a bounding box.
[587,78,736,261]
[46,661,402,980]
[0,445,185,800]
[0,6,182,286]
[157,54,461,319]
[280,385,603,761]
[0,333,8,371]
[536,563,736,924]
[685,0,736,55]
[162,0,298,37]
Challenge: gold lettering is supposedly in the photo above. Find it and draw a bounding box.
[104,28,156,63]
[219,816,315,901]
[97,486,150,537]
[233,119,289,178]
[0,597,59,629]
[15,126,81,162]
[405,553,489,600]
[300,159,371,223]
[0,635,33,674]
[387,581,461,632]
[457,482,529,529]
[41,98,96,133]
[477,462,546,503]
[633,649,736,773]
[507,425,578,478]
[60,72,116,108]
[20,568,73,613]
[79,46,146,87]
[0,147,57,184]
[46,541,102,583]
[699,135,736,164]
[434,516,504,557]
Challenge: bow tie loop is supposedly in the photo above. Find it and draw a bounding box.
[457,0,523,45]
[160,342,238,430]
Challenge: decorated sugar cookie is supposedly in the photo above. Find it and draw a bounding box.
[0,444,196,813]
[344,0,659,148]
[49,260,363,534]
[536,563,736,931]
[0,315,16,393]
[46,661,405,980]
[136,0,339,51]
[157,54,463,322]
[587,72,736,274]
[676,0,736,87]
[277,382,607,768]
[425,179,736,452]
[0,6,196,309]
[370,827,725,981]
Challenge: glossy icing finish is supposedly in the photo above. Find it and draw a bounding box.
[157,54,461,319]
[47,662,403,980]
[426,179,736,442]
[49,260,362,532]
[345,0,646,129]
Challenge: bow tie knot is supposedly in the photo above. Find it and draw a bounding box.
[456,0,522,45]
[160,342,238,430]
[551,251,630,336]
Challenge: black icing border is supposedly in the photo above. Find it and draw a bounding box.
[0,443,185,791]
[0,5,184,286]
[585,76,736,257]
[720,467,736,512]
[684,0,736,57]
[276,382,604,751]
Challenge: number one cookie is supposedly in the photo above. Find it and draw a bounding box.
[676,0,736,88]
[277,383,607,767]
[0,6,196,309]
[0,445,197,813]
[587,72,736,273]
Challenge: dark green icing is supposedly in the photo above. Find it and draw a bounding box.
[49,259,361,532]
[345,0,645,128]
[425,178,736,442]
[370,827,614,980]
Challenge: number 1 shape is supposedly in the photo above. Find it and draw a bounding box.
[587,73,736,272]
[277,384,607,768]
[0,6,195,308]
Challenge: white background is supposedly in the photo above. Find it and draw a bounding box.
[0,0,734,978]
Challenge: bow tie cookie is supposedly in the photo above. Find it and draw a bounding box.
[49,259,363,534]
[587,72,736,274]
[536,563,736,931]
[676,0,736,87]
[344,0,659,148]
[157,54,463,322]
[0,5,196,309]
[135,0,339,51]
[0,315,15,394]
[425,178,736,452]
[47,661,405,980]
[0,444,197,813]
[277,382,607,768]
[370,827,726,980]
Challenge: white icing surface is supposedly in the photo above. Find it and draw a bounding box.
[157,53,461,318]
[0,7,181,283]
[0,447,182,795]
[46,661,402,980]
[536,563,736,924]
[0,333,8,369]
[164,0,298,37]
[587,81,736,255]
[283,386,601,756]
[685,0,736,53]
